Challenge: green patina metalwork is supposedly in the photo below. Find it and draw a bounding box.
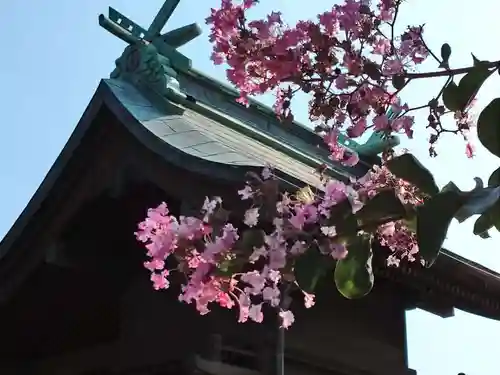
[99,0,398,157]
[355,132,400,156]
[99,0,200,95]
[109,44,173,91]
[99,0,200,70]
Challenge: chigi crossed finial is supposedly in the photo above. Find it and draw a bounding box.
[98,0,201,68]
[147,0,183,38]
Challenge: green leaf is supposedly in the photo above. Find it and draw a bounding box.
[487,201,500,232]
[356,189,407,227]
[471,187,500,237]
[326,199,358,237]
[455,63,494,110]
[440,43,452,65]
[441,181,461,194]
[334,234,374,299]
[442,81,462,112]
[386,154,440,196]
[471,53,482,66]
[216,259,234,275]
[392,74,406,90]
[364,62,382,80]
[215,257,247,277]
[454,178,500,223]
[473,212,494,239]
[416,191,464,268]
[295,246,331,293]
[404,216,417,232]
[440,178,500,232]
[478,98,500,158]
[488,167,500,187]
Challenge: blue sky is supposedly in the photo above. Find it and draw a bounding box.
[0,0,498,373]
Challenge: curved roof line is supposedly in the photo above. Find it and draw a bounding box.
[103,80,263,183]
[105,79,366,182]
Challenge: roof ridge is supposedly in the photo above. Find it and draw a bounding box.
[182,68,399,158]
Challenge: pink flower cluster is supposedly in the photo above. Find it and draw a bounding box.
[353,164,421,265]
[136,164,424,328]
[206,0,429,165]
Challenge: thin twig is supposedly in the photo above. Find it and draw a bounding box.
[405,60,500,79]
[419,33,443,66]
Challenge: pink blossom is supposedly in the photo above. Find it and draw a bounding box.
[244,207,260,227]
[383,58,404,75]
[134,0,457,329]
[303,293,316,308]
[373,114,389,131]
[320,226,337,237]
[249,304,264,323]
[349,118,367,138]
[203,0,459,168]
[279,310,295,328]
[263,286,281,307]
[151,270,170,290]
[262,166,273,180]
[238,185,253,200]
[372,37,391,55]
[137,158,426,327]
[144,259,165,271]
[249,246,267,262]
[377,220,418,262]
[269,246,287,269]
[335,74,349,90]
[391,115,414,138]
[242,271,266,294]
[466,142,475,158]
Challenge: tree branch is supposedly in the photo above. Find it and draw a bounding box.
[405,60,500,79]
